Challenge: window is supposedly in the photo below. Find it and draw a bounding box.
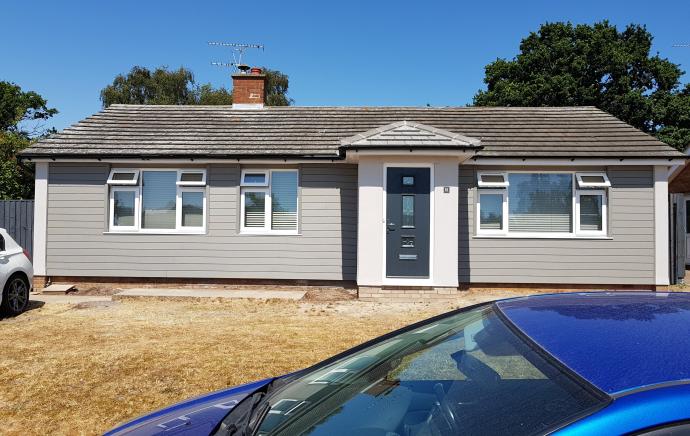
[241,170,269,186]
[107,168,206,233]
[477,191,506,233]
[110,187,138,230]
[576,173,611,188]
[477,172,509,188]
[107,169,139,185]
[247,304,608,436]
[509,173,573,233]
[576,190,607,235]
[240,169,299,233]
[476,172,610,237]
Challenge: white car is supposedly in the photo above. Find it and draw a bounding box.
[0,228,33,316]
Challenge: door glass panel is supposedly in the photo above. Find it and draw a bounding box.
[402,176,415,186]
[402,195,414,228]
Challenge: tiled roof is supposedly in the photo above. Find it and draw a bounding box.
[20,105,684,159]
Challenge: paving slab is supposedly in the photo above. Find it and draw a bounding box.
[31,294,112,304]
[113,288,307,300]
[41,284,76,294]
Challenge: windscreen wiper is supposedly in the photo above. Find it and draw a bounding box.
[214,377,289,436]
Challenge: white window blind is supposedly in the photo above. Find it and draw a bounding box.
[271,171,298,231]
[508,173,572,233]
[244,192,266,228]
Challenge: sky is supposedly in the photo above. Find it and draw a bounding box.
[2,0,690,131]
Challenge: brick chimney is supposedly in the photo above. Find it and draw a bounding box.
[232,67,265,109]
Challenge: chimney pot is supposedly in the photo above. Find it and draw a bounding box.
[250,67,263,75]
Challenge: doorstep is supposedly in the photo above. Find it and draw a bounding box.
[112,288,307,301]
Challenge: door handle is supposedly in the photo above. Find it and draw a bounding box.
[387,222,396,231]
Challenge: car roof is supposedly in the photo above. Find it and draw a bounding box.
[496,292,690,396]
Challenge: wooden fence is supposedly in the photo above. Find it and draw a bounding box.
[0,200,34,259]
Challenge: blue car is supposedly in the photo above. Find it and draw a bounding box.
[106,292,690,435]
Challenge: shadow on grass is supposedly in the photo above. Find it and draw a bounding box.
[0,299,45,320]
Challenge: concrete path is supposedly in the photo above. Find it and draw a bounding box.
[113,288,307,300]
[31,294,112,304]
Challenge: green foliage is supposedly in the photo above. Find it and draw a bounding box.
[263,68,293,106]
[0,81,57,199]
[474,21,690,150]
[100,66,292,107]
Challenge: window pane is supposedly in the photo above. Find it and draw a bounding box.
[480,194,503,230]
[508,173,572,233]
[112,172,136,181]
[113,191,135,226]
[141,171,176,229]
[686,201,690,234]
[271,171,298,230]
[481,174,505,184]
[402,176,415,186]
[580,175,605,184]
[402,195,415,228]
[243,173,267,185]
[182,191,204,227]
[580,195,603,231]
[180,172,204,182]
[244,191,266,228]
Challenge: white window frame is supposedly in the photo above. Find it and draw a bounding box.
[477,172,509,188]
[107,169,140,185]
[575,189,607,236]
[240,169,299,235]
[474,171,611,239]
[109,186,139,231]
[176,187,207,232]
[241,170,270,187]
[476,189,508,235]
[107,168,207,234]
[177,169,207,186]
[576,172,611,188]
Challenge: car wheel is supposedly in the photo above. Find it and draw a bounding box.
[1,275,29,316]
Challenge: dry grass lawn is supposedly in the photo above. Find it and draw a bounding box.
[0,291,525,435]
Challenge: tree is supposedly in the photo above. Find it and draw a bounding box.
[0,81,57,199]
[100,66,292,107]
[473,21,690,150]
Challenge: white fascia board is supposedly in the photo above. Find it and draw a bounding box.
[466,158,686,166]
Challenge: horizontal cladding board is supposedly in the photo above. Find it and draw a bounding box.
[47,248,354,259]
[464,275,654,285]
[45,269,356,280]
[46,263,356,274]
[47,256,354,267]
[463,268,653,278]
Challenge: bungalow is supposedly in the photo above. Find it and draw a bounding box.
[20,69,687,300]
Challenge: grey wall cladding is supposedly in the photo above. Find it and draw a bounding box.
[459,166,656,285]
[46,163,357,280]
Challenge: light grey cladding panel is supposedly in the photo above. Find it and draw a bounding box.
[46,162,357,281]
[459,166,656,285]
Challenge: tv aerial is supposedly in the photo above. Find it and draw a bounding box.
[209,42,264,73]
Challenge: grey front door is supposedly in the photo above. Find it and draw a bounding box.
[386,167,430,277]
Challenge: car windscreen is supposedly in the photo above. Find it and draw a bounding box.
[247,304,608,436]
